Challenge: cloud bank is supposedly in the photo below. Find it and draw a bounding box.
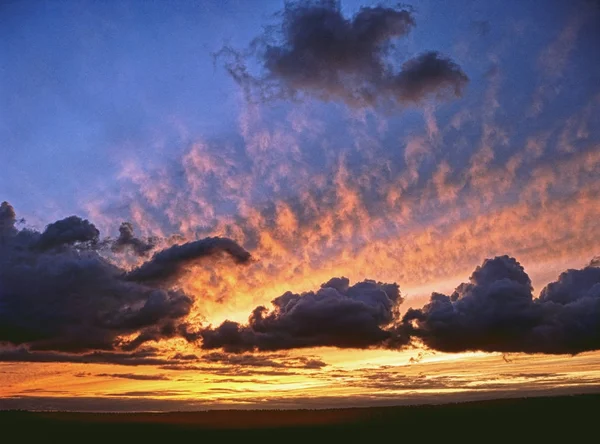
[399,256,600,354]
[199,278,402,352]
[201,255,600,355]
[0,201,250,356]
[221,0,468,108]
[2,199,600,361]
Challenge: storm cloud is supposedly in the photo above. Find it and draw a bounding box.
[199,277,402,352]
[221,0,468,108]
[0,201,250,356]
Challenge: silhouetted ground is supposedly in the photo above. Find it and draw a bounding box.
[1,394,598,440]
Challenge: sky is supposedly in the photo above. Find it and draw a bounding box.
[1,0,600,411]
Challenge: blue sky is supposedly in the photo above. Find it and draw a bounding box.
[2,0,595,225]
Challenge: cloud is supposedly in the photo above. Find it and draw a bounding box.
[34,216,100,251]
[3,201,600,359]
[0,348,176,366]
[220,0,468,108]
[398,255,600,354]
[0,202,249,354]
[125,237,252,286]
[590,257,600,267]
[158,363,306,377]
[108,390,190,398]
[111,222,156,256]
[198,277,402,352]
[96,373,171,381]
[196,255,600,355]
[0,395,211,412]
[0,201,18,239]
[397,256,541,353]
[202,351,327,369]
[389,52,469,103]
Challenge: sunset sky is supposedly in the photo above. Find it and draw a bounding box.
[2,0,600,412]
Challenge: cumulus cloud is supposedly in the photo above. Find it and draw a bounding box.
[198,277,402,352]
[398,256,541,353]
[220,0,468,108]
[0,202,250,356]
[34,216,100,251]
[398,255,600,354]
[196,255,600,355]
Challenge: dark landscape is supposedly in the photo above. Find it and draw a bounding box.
[2,394,598,439]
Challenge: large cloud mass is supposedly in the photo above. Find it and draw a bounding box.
[399,256,600,354]
[3,200,600,360]
[199,255,600,355]
[199,277,402,352]
[222,0,468,108]
[0,201,250,354]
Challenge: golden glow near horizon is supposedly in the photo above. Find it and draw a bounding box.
[4,350,600,411]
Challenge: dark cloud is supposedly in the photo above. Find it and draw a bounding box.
[196,255,600,356]
[220,1,468,108]
[0,201,17,239]
[34,216,100,251]
[158,363,304,377]
[0,201,249,355]
[119,322,181,352]
[111,222,156,257]
[171,353,199,361]
[199,277,402,352]
[588,256,600,267]
[328,368,600,393]
[202,352,327,369]
[0,395,211,412]
[108,390,191,398]
[397,255,600,354]
[125,237,251,286]
[0,348,175,366]
[96,373,171,381]
[389,51,469,103]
